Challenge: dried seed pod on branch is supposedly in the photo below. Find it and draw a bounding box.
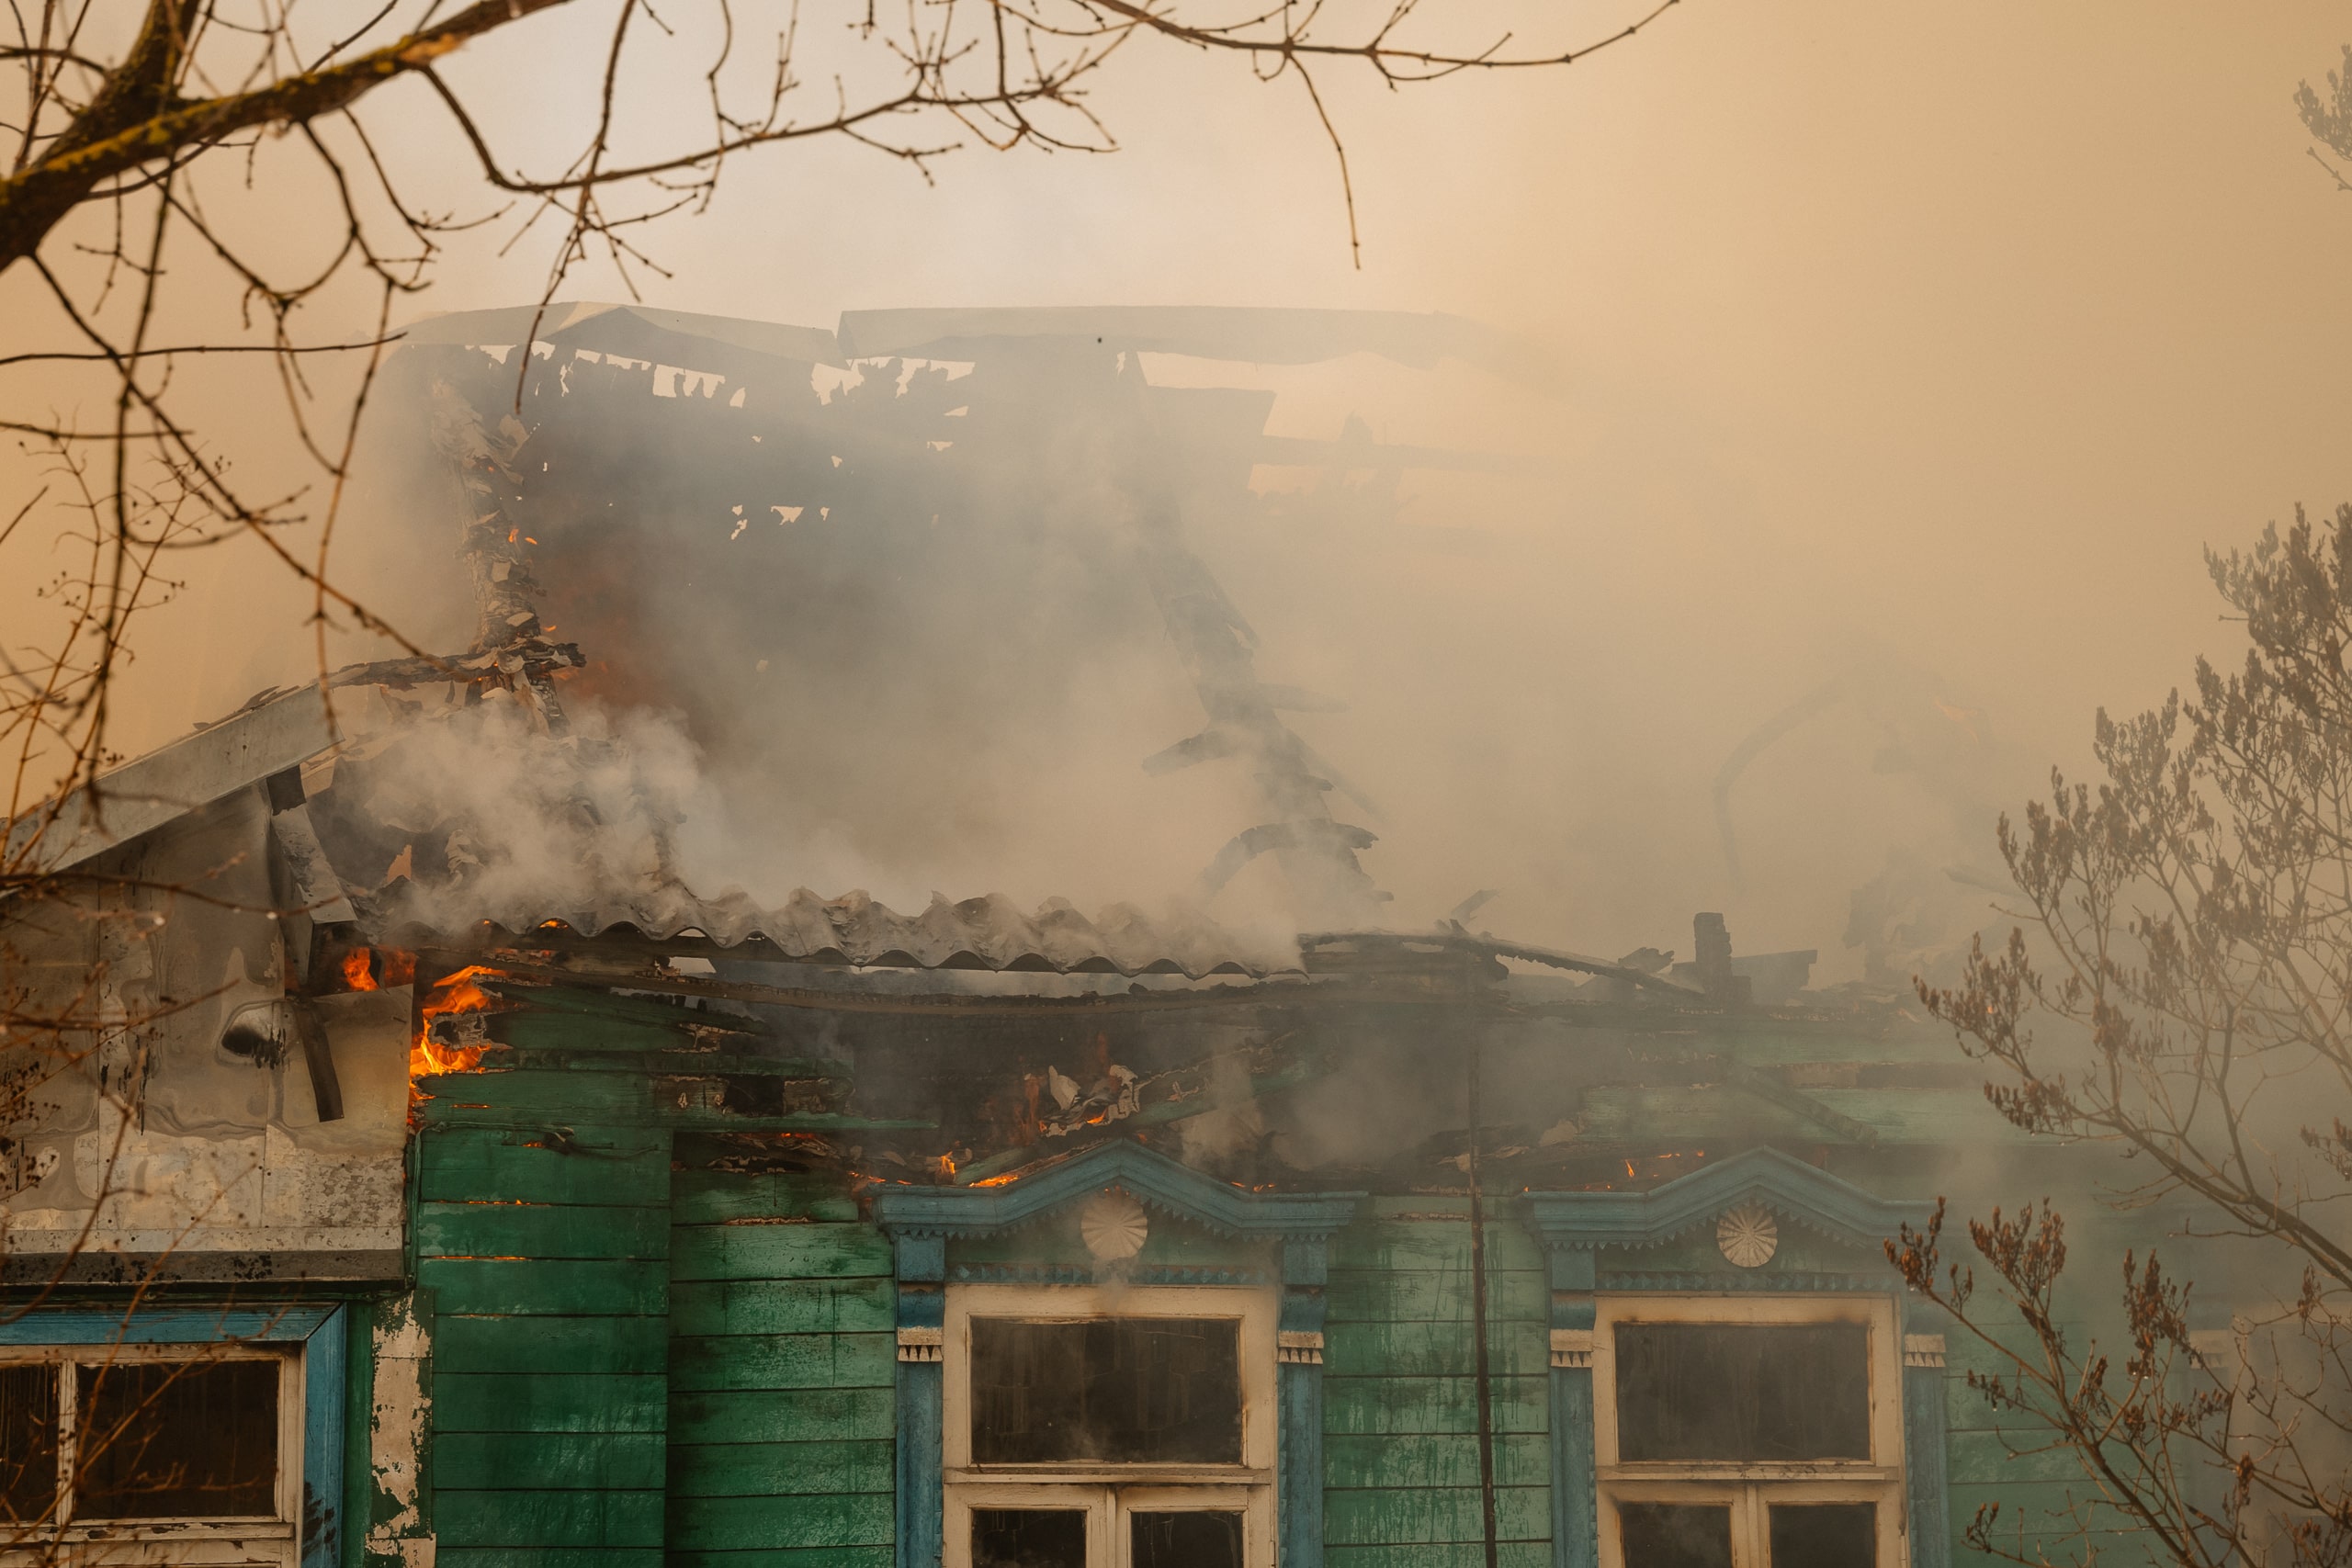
[1902,506,2352,1567]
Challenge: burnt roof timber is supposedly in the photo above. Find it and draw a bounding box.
[1304,930,1708,997]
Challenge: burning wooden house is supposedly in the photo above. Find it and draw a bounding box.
[0,307,2208,1568]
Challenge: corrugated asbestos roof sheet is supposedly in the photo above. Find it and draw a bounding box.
[17,684,1297,981]
[376,886,1301,979]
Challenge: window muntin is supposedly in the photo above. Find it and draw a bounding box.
[947,1481,1269,1568]
[1594,1296,1904,1568]
[1606,1483,1893,1568]
[961,1504,1250,1568]
[0,1344,300,1564]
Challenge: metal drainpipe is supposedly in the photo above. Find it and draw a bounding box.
[1464,1002,1500,1568]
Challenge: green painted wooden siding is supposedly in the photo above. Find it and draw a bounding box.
[416,1122,673,1568]
[1323,1203,1553,1567]
[1939,1316,2136,1565]
[667,1166,897,1567]
[392,989,2086,1568]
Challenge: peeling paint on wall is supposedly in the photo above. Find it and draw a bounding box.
[367,1291,435,1568]
[4,987,410,1276]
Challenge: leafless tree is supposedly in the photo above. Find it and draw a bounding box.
[1892,507,2352,1567]
[2,0,1686,865]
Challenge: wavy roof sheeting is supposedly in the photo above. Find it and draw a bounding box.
[379,887,1300,979]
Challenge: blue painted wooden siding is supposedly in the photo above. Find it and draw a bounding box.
[1548,1368,1596,1568]
[895,1357,943,1568]
[1902,1360,1953,1568]
[302,1305,350,1568]
[1280,1358,1326,1568]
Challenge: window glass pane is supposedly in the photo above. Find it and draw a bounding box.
[74,1359,278,1517]
[1769,1502,1876,1568]
[1618,1502,1733,1568]
[0,1365,58,1523]
[1613,1323,1870,1461]
[972,1507,1088,1568]
[1132,1510,1242,1568]
[970,1318,1241,1464]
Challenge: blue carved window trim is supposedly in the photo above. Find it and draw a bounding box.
[0,1303,350,1568]
[1521,1148,1951,1568]
[872,1141,1363,1568]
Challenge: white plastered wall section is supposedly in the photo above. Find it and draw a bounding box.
[1,786,407,1278]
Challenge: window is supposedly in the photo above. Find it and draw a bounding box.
[970,1317,1241,1465]
[1613,1323,1871,1462]
[1595,1297,1904,1568]
[963,1491,1251,1568]
[0,1345,300,1566]
[944,1286,1274,1568]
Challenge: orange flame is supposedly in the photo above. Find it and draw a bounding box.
[335,946,414,992]
[411,965,514,1078]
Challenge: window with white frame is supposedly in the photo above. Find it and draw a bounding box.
[1594,1295,1905,1568]
[943,1284,1276,1568]
[0,1343,302,1567]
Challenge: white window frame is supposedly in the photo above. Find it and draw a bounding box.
[1593,1293,1906,1568]
[942,1282,1277,1568]
[0,1341,304,1568]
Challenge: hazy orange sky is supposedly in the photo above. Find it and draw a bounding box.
[12,0,2352,976]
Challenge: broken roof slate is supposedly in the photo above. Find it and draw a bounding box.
[376,886,1302,980]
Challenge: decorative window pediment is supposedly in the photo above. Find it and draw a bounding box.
[875,1143,1363,1568]
[1523,1145,1937,1268]
[1525,1152,1948,1568]
[871,1140,1363,1285]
